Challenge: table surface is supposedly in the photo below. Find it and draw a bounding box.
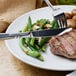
[0,40,71,76]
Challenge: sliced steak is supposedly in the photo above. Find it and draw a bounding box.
[49,29,76,59]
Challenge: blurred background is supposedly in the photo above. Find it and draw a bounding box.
[36,0,76,8]
[0,0,76,32]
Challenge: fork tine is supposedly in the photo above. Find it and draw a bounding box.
[60,17,64,28]
[59,19,63,28]
[54,13,67,28]
[60,19,64,28]
[62,13,67,28]
[54,18,62,28]
[55,20,60,28]
[58,20,61,28]
[54,17,60,28]
[64,19,67,27]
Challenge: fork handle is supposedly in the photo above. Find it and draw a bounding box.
[44,0,55,11]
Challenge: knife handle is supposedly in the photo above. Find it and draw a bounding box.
[0,32,30,40]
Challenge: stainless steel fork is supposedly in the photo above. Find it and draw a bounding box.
[44,0,67,28]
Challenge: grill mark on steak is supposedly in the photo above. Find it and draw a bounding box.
[49,37,67,56]
[69,31,76,40]
[50,44,59,55]
[57,36,75,55]
[62,34,76,52]
[49,37,60,54]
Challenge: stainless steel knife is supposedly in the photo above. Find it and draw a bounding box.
[0,28,72,40]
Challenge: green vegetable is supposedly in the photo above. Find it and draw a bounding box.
[38,37,50,47]
[24,17,33,45]
[37,55,44,61]
[28,16,32,31]
[19,37,40,58]
[28,45,44,61]
[34,44,40,50]
[25,37,31,45]
[51,20,58,29]
[39,19,47,29]
[41,45,46,52]
[29,45,39,52]
[32,23,36,27]
[27,47,40,58]
[28,43,44,61]
[30,38,35,46]
[19,37,28,53]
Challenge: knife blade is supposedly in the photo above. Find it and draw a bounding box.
[32,27,68,37]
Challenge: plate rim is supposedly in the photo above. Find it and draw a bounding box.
[5,5,76,71]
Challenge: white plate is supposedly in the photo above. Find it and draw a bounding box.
[5,5,76,71]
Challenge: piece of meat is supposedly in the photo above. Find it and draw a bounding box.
[69,30,76,40]
[49,29,76,59]
[49,37,68,57]
[63,34,76,52]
